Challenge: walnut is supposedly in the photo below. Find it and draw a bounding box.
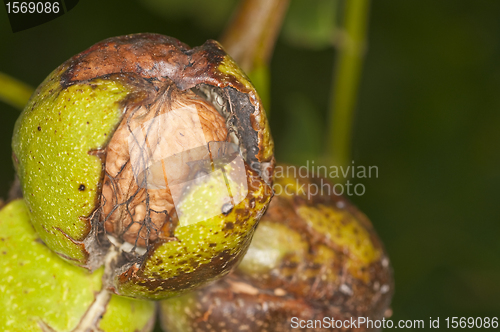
[13,33,274,299]
[102,83,229,247]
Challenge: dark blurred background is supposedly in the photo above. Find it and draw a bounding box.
[1,0,499,327]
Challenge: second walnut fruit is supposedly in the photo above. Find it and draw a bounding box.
[12,33,274,300]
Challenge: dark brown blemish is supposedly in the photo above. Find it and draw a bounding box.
[79,184,86,191]
[37,126,41,131]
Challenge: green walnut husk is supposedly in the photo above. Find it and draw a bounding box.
[11,33,274,300]
[0,199,155,332]
[160,169,393,332]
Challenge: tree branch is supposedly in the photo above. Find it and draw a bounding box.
[0,72,34,110]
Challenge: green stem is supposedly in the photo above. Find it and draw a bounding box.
[220,0,290,113]
[326,0,371,181]
[0,72,34,110]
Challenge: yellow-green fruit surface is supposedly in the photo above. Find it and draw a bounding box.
[11,66,129,266]
[116,168,271,299]
[0,200,155,332]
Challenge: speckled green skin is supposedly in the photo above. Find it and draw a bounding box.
[116,167,271,299]
[12,66,129,267]
[0,200,155,332]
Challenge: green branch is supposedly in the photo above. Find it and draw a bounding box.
[326,0,371,181]
[0,72,34,110]
[220,0,290,113]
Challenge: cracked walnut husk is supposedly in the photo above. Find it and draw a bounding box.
[12,33,274,299]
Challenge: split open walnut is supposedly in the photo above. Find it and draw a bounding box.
[102,82,230,247]
[12,33,274,298]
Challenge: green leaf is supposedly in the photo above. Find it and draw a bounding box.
[282,0,338,49]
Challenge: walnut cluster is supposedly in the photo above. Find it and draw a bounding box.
[101,83,228,248]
